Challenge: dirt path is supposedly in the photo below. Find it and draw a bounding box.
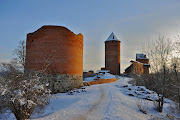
[67,85,106,120]
[87,86,105,114]
[33,78,152,120]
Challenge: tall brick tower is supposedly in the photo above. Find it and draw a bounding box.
[25,25,83,92]
[104,32,120,75]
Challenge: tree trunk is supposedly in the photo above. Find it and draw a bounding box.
[13,105,34,120]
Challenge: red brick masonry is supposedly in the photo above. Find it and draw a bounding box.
[87,78,117,85]
[105,41,120,75]
[25,25,83,75]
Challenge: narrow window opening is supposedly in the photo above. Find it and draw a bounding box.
[113,36,114,39]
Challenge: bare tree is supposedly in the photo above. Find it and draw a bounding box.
[13,40,26,70]
[171,33,180,112]
[137,99,148,114]
[0,41,54,120]
[138,34,180,114]
[0,62,51,120]
[140,35,174,112]
[40,49,56,73]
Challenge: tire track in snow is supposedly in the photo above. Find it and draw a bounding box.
[35,84,110,120]
[61,85,106,120]
[104,85,113,120]
[86,85,105,114]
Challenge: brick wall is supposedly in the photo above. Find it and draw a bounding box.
[25,25,83,92]
[25,25,83,75]
[132,62,144,75]
[143,67,149,74]
[136,58,149,74]
[105,40,120,75]
[87,78,117,85]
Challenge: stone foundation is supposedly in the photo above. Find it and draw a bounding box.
[53,74,83,93]
[24,70,83,93]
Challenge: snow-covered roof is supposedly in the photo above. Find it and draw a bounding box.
[129,60,143,65]
[134,61,144,65]
[106,32,120,41]
[143,63,150,68]
[136,53,148,59]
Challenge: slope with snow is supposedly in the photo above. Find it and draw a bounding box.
[84,73,116,82]
[30,77,179,120]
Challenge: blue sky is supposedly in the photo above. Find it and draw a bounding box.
[0,0,180,72]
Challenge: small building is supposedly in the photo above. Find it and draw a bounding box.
[125,53,150,76]
[136,54,150,74]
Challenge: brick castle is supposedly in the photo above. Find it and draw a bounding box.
[25,26,149,92]
[25,25,83,92]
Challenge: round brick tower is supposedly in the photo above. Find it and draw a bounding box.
[105,32,120,75]
[25,25,83,92]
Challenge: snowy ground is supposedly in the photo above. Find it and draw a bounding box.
[3,77,179,120]
[84,73,116,82]
[30,77,179,120]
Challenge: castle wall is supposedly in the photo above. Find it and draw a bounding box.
[24,70,83,93]
[105,40,120,75]
[143,67,149,74]
[132,62,144,75]
[25,26,83,92]
[136,59,149,74]
[87,78,117,85]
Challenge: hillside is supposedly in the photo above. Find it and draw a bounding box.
[28,77,179,120]
[3,77,179,120]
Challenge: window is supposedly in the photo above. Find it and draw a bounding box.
[113,36,114,39]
